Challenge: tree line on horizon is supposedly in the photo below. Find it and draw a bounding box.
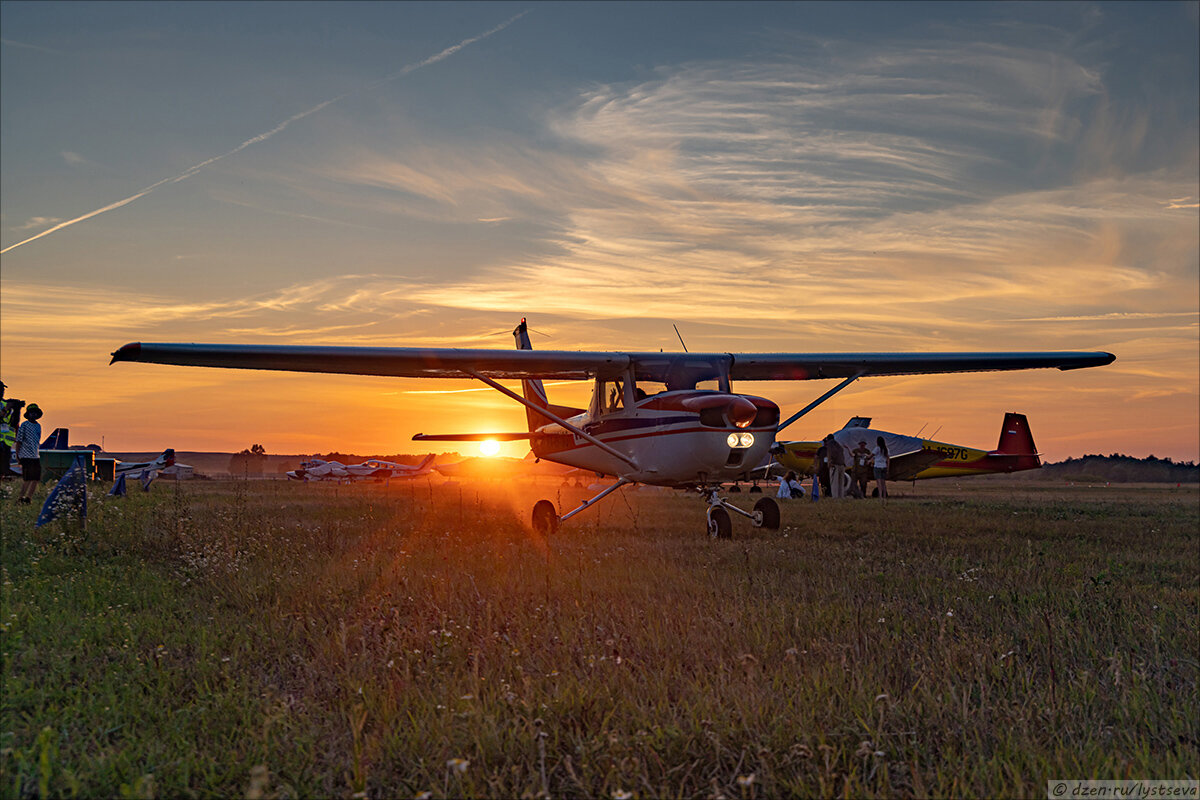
[1033,453,1198,483]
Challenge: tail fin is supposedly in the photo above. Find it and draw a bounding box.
[993,413,1039,463]
[41,428,68,449]
[159,448,176,468]
[414,453,435,474]
[513,318,551,432]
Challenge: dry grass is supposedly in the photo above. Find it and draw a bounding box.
[2,478,1197,798]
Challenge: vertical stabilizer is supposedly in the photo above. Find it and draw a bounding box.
[513,318,550,432]
[41,428,68,449]
[994,413,1039,465]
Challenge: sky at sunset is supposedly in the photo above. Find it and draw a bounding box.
[2,1,1197,462]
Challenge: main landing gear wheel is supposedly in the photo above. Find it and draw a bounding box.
[752,497,781,530]
[532,500,559,536]
[707,506,732,539]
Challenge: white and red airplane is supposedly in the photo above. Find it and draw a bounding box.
[111,320,1114,537]
[287,454,435,482]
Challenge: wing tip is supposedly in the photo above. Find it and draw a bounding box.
[110,343,141,364]
[1058,351,1116,370]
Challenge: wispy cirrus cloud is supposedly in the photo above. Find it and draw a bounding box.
[300,30,1192,351]
[0,37,63,55]
[11,216,63,232]
[0,11,531,255]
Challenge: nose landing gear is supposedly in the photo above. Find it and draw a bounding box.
[704,489,780,538]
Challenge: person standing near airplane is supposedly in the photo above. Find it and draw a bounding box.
[14,403,43,505]
[815,443,830,497]
[851,440,872,498]
[0,382,16,479]
[872,435,889,500]
[826,434,847,498]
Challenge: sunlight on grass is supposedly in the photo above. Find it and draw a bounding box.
[1,479,1196,797]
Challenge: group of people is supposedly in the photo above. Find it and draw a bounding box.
[777,434,889,501]
[1,381,45,505]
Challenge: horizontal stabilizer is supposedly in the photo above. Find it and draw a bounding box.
[412,432,535,442]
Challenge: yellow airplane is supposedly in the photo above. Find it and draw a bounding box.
[773,413,1041,487]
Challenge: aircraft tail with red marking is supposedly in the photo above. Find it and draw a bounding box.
[990,412,1040,470]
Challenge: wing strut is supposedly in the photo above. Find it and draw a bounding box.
[776,371,866,435]
[463,370,639,470]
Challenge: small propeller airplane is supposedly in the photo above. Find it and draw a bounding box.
[773,412,1043,494]
[111,320,1114,537]
[287,454,436,482]
[114,448,176,478]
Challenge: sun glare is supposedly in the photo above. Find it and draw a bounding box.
[479,439,501,457]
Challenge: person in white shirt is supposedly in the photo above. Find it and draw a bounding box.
[871,435,889,500]
[14,403,43,505]
[777,471,796,499]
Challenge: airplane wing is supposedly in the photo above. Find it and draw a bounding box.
[888,449,946,481]
[112,343,1115,383]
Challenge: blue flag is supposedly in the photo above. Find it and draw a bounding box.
[108,472,127,497]
[36,454,88,527]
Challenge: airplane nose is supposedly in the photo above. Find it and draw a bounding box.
[728,396,758,428]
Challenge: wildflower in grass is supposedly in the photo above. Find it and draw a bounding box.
[447,757,469,774]
[415,793,433,800]
[612,790,633,799]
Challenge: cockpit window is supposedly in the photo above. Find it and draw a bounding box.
[605,379,625,413]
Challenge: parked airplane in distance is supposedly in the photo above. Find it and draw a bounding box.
[114,449,176,477]
[287,454,435,482]
[111,319,1114,537]
[352,454,436,480]
[773,413,1042,490]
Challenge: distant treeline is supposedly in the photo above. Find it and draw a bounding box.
[1037,454,1199,483]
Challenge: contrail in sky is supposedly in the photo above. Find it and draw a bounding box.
[1,10,531,255]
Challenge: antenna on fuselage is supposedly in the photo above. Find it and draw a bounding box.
[672,323,689,353]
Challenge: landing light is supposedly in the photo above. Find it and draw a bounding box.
[727,432,755,449]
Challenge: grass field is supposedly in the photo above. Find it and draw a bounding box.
[2,478,1197,798]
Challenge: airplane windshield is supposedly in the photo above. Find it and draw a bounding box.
[633,379,668,399]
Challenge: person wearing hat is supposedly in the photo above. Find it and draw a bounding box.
[14,403,43,504]
[850,440,872,498]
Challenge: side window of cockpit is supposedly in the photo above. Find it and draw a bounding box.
[606,380,625,413]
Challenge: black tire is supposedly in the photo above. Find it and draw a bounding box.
[532,500,559,535]
[729,485,742,493]
[749,485,762,494]
[752,497,781,530]
[707,506,732,539]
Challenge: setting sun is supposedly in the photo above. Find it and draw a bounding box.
[479,439,501,457]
